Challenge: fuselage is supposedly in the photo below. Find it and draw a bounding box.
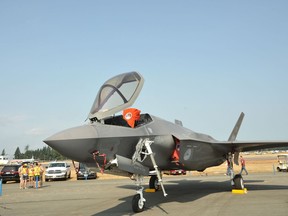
[44,114,227,173]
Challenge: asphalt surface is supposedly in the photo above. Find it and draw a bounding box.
[1,173,288,216]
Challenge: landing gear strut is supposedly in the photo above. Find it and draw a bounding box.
[131,138,167,213]
[227,152,245,189]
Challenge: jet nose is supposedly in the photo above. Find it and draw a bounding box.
[43,124,98,161]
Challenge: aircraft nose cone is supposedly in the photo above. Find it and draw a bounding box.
[43,124,98,161]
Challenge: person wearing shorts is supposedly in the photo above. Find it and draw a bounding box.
[28,164,35,188]
[21,164,28,189]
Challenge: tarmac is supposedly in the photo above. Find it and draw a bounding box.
[0,173,288,216]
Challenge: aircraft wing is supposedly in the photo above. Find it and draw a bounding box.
[209,112,288,153]
[213,140,288,153]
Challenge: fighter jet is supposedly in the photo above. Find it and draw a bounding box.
[44,71,288,213]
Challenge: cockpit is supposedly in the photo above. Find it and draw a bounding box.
[102,113,153,128]
[88,71,153,127]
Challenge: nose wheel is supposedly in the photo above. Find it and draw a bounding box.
[132,189,146,212]
[131,138,168,213]
[132,175,146,213]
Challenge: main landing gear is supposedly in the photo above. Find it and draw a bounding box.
[131,138,167,213]
[226,152,245,190]
[149,175,160,191]
[233,174,244,189]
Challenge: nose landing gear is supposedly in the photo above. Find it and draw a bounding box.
[131,138,168,213]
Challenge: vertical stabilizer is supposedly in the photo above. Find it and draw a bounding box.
[175,119,183,126]
[228,112,245,165]
[228,112,245,142]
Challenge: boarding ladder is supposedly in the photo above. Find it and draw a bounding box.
[132,138,168,197]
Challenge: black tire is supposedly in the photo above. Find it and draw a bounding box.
[233,174,244,189]
[149,175,159,191]
[132,194,145,213]
[63,172,69,180]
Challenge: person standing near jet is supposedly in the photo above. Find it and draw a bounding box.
[39,163,44,187]
[20,163,28,189]
[239,155,248,175]
[226,153,234,178]
[28,163,35,188]
[34,162,41,188]
[18,164,23,189]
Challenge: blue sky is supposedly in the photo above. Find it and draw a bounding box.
[1,1,288,157]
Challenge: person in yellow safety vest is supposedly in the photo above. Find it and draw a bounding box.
[34,162,41,188]
[38,163,44,187]
[28,163,35,188]
[20,163,28,189]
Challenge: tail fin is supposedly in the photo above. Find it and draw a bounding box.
[228,112,245,165]
[174,119,183,126]
[228,112,245,141]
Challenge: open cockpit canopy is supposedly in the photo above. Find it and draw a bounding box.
[88,71,144,121]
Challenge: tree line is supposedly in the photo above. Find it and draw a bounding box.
[1,145,68,161]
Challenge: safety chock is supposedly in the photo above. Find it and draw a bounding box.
[145,188,156,193]
[232,188,248,194]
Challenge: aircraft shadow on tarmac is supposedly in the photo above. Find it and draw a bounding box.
[91,178,288,216]
[245,182,288,191]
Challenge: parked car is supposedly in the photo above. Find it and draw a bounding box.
[277,154,288,172]
[45,161,71,181]
[77,163,97,180]
[0,164,21,183]
[163,169,186,175]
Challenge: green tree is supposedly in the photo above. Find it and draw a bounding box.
[14,147,22,159]
[24,145,29,152]
[24,150,33,159]
[1,148,5,156]
[19,146,68,161]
